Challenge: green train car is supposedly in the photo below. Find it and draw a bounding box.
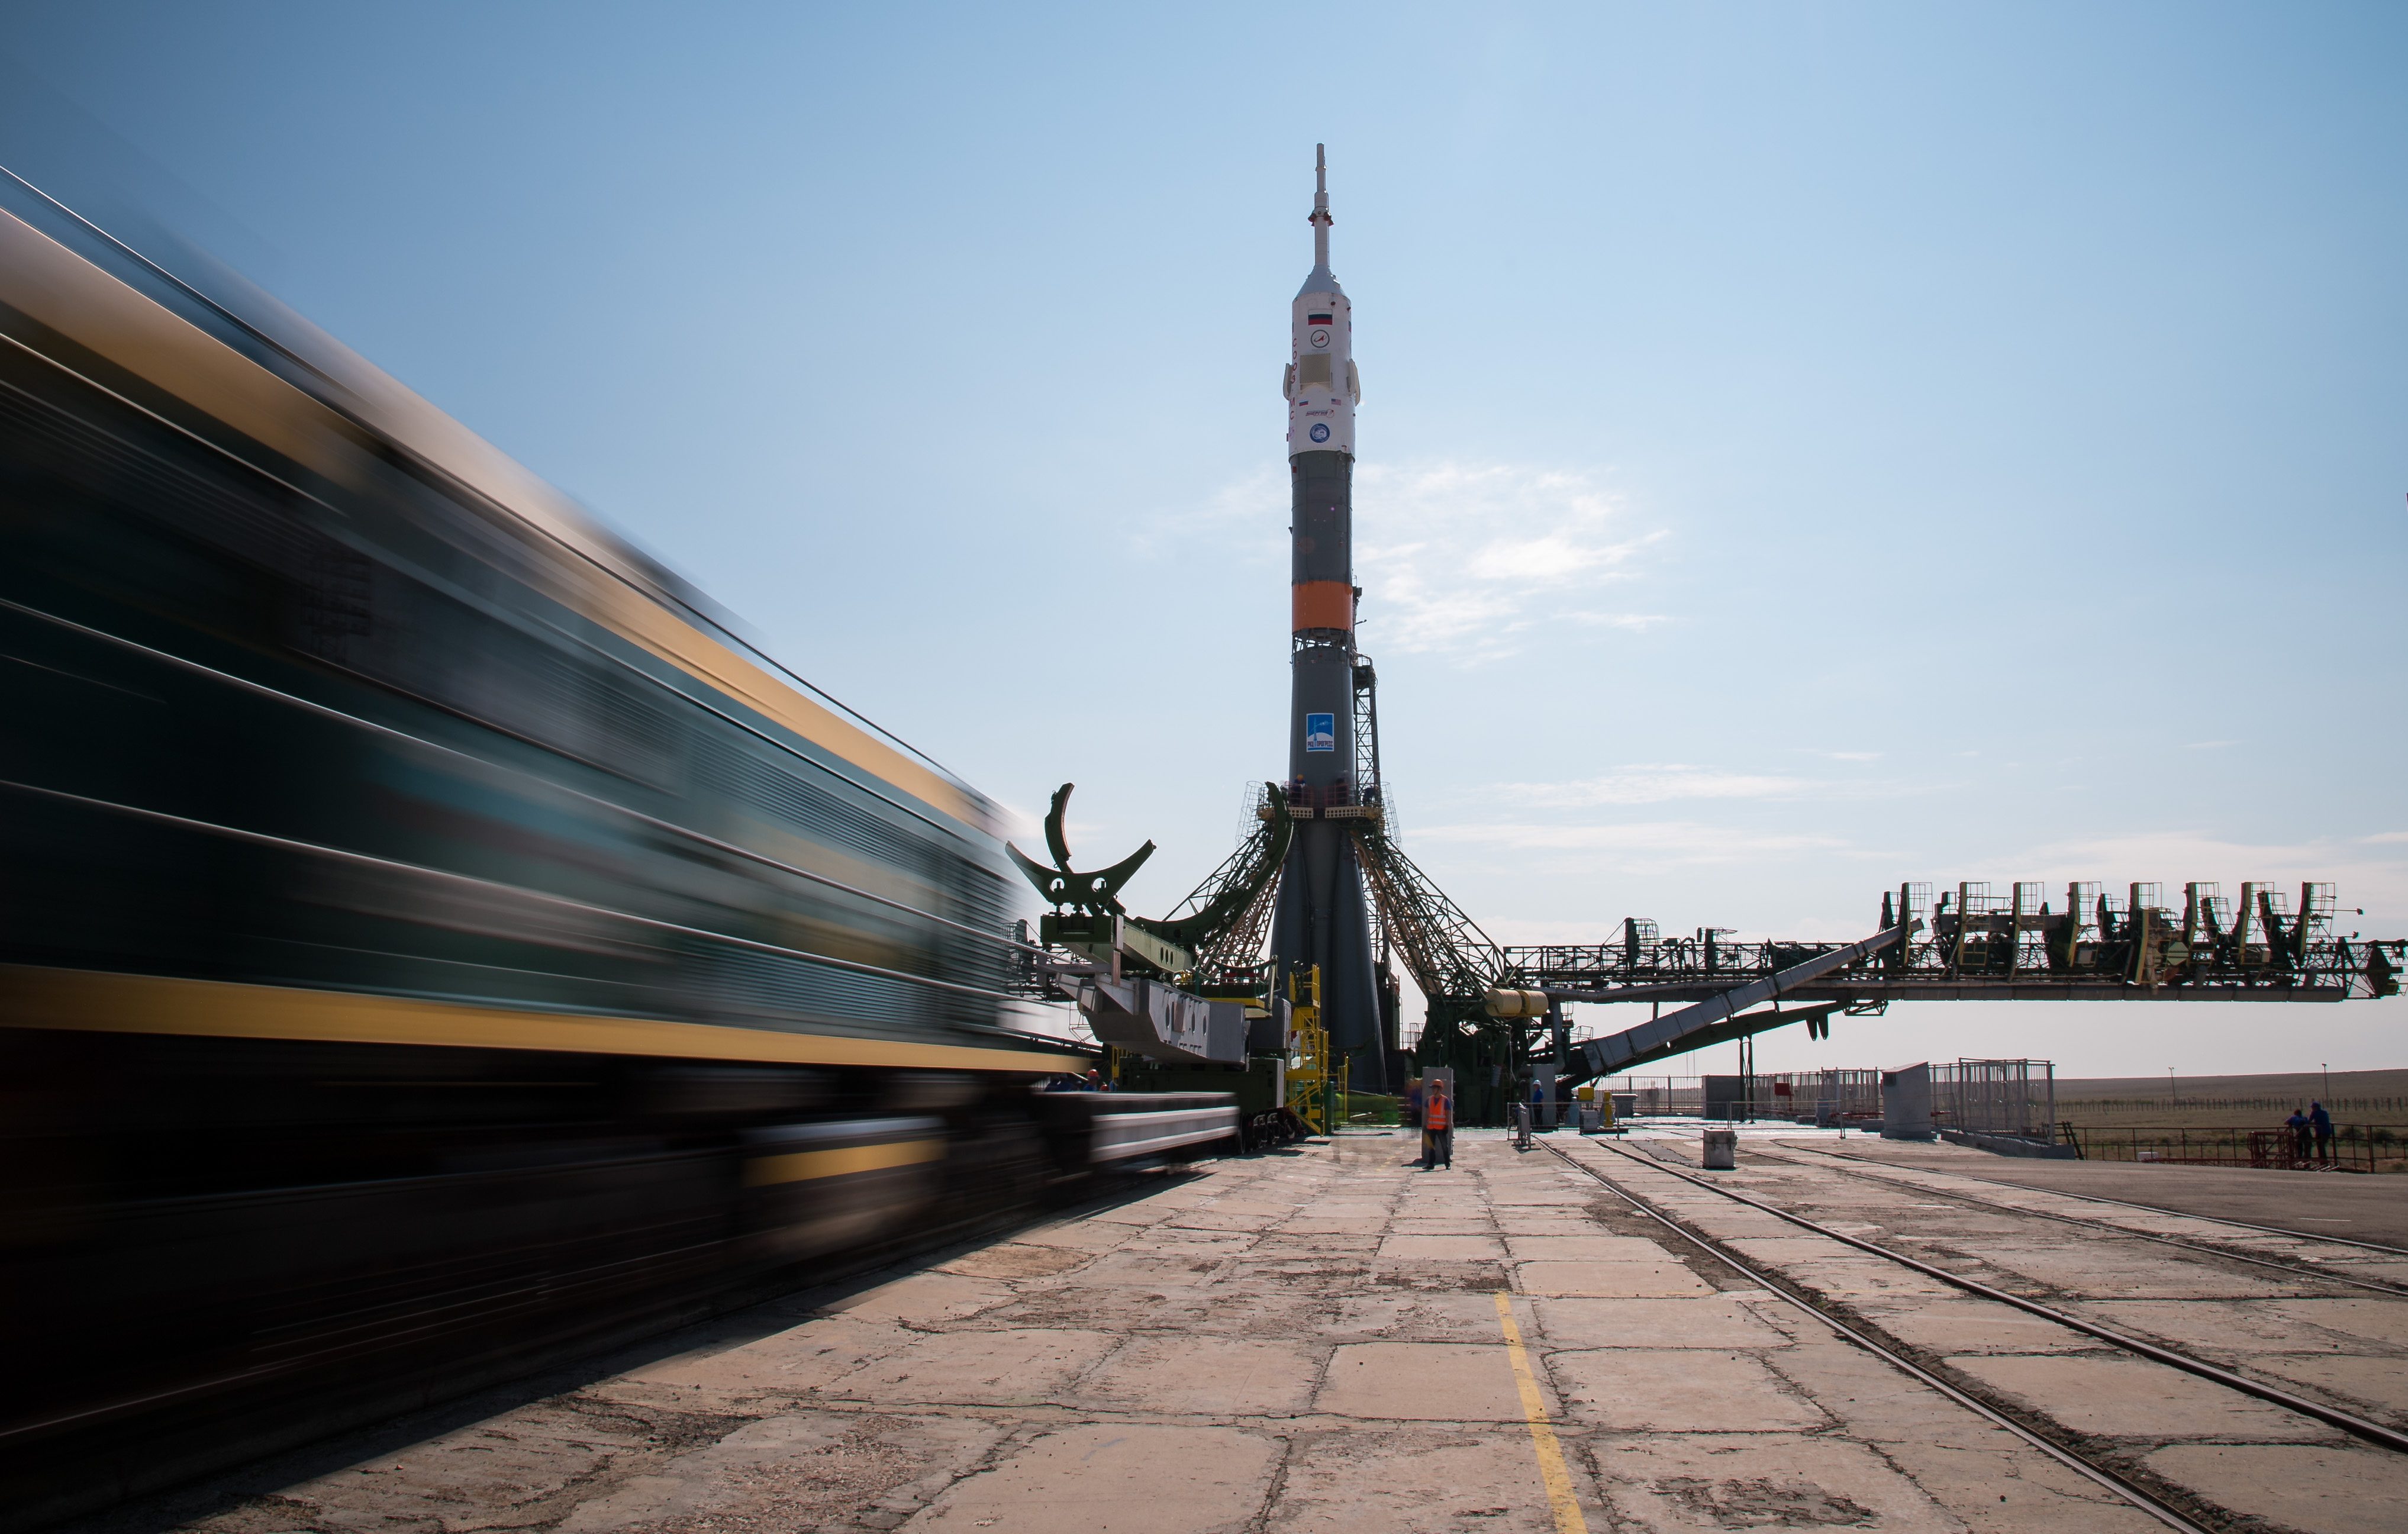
[0,187,1227,1523]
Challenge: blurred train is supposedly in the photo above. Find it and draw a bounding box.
[0,189,1232,1522]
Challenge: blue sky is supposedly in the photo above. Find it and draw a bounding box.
[8,2,2403,1076]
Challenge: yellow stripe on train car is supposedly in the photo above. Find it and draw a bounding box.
[0,964,1087,1074]
[742,1139,947,1186]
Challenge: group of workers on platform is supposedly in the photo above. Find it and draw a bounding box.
[2284,1101,2336,1163]
[1404,1076,1453,1169]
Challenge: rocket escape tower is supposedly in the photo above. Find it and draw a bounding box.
[1269,146,1391,1089]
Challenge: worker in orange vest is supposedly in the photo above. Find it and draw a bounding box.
[1421,1081,1453,1170]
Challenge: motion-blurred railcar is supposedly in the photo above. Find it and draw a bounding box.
[0,192,1217,1521]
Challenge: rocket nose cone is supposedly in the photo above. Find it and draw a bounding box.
[1295,263,1343,300]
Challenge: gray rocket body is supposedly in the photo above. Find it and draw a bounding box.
[1269,149,1387,1084]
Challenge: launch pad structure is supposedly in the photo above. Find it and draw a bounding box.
[1008,148,2406,1127]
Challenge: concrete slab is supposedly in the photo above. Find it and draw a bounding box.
[1553,1348,1829,1430]
[1866,1300,2098,1356]
[1265,1426,1587,1533]
[1323,1292,1521,1343]
[1530,1296,1790,1349]
[1946,1353,2339,1440]
[1378,1234,1508,1261]
[1514,1260,1717,1298]
[914,1423,1278,1533]
[608,1312,918,1402]
[2259,1297,2408,1348]
[1504,1234,1675,1262]
[1079,1334,1320,1416]
[1315,1342,1531,1421]
[830,1271,1011,1325]
[1589,1432,1954,1532]
[2144,1443,2408,1534]
[554,1411,1001,1533]
[936,1242,1098,1281]
[829,1327,1116,1407]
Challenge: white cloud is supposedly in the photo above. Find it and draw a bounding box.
[2365,832,2408,845]
[1350,461,1665,660]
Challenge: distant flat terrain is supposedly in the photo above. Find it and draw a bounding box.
[2054,1066,2408,1128]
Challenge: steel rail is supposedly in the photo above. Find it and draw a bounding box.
[1800,1143,2408,1258]
[0,596,1050,959]
[1745,1143,2408,1298]
[1576,1137,2408,1455]
[0,777,1030,1007]
[1536,1140,2216,1534]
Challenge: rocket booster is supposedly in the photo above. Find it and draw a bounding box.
[1272,145,1385,1078]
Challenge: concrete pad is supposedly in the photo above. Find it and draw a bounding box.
[916,1423,1277,1533]
[555,1411,1001,1533]
[613,1313,917,1399]
[1325,1292,1519,1343]
[1514,1260,1715,1298]
[1946,1354,2339,1440]
[830,1327,1116,1406]
[282,1420,627,1529]
[2260,1297,2408,1348]
[1969,1243,2285,1298]
[1590,1431,1954,1532]
[1315,1342,1531,1421]
[2145,1443,2408,1534]
[1868,1300,2097,1355]
[937,1242,1097,1281]
[1379,1235,1507,1261]
[1504,1235,1674,1263]
[1265,1425,1585,1533]
[1724,1236,1862,1263]
[1077,1250,1235,1288]
[1079,1334,1319,1416]
[1372,1260,1513,1294]
[1493,1214,1588,1234]
[1281,1218,1394,1236]
[1771,1258,1961,1301]
[1014,1219,1136,1251]
[1165,1210,1281,1232]
[830,1271,1010,1325]
[1530,1296,1789,1349]
[1553,1348,1828,1430]
[1390,1219,1498,1235]
[1868,1438,2169,1533]
[2242,1352,2408,1414]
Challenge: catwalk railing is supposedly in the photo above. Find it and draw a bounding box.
[1503,927,2400,1005]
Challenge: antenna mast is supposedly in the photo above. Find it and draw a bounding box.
[1311,143,1332,268]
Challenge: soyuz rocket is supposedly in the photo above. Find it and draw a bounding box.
[1270,146,1388,1084]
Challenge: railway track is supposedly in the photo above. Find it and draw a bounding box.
[1739,1141,2408,1298]
[1542,1135,2408,1534]
[1790,1142,2408,1259]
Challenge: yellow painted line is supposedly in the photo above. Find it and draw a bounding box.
[744,1137,946,1186]
[1494,1290,1588,1534]
[0,964,1087,1074]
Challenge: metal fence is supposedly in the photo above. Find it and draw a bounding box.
[1934,1059,2056,1138]
[2064,1123,2400,1173]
